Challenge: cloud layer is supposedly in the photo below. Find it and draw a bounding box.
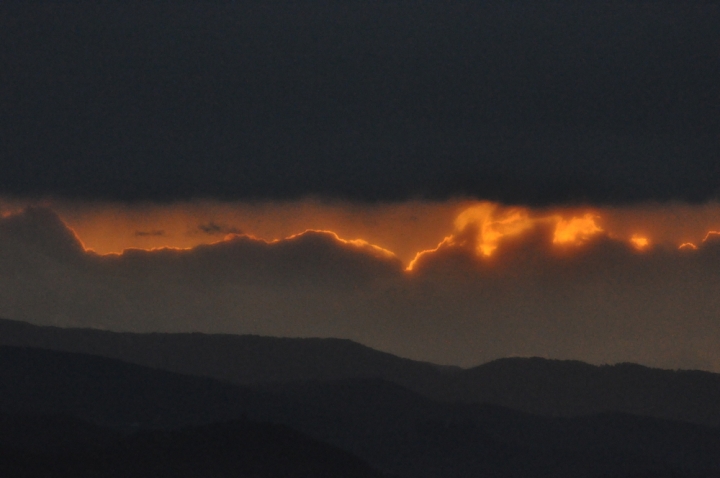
[1,2,719,204]
[2,207,720,372]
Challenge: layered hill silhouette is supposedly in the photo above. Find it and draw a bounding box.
[1,344,720,477]
[2,317,720,427]
[0,414,387,478]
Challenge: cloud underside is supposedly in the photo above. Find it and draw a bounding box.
[1,2,719,204]
[1,208,720,372]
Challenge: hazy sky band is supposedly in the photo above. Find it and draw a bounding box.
[2,204,720,372]
[1,1,719,204]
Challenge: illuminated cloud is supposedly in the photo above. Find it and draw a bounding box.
[2,206,720,373]
[453,203,536,256]
[552,214,603,245]
[630,235,649,250]
[407,204,606,270]
[13,199,719,267]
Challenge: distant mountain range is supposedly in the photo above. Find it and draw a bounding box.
[2,318,720,477]
[2,317,720,427]
[3,344,720,477]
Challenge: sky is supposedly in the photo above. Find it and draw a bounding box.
[1,1,720,370]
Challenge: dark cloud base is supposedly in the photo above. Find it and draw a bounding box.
[1,2,719,204]
[2,207,720,372]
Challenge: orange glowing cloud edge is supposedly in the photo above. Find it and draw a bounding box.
[273,230,398,258]
[78,228,398,260]
[3,205,713,269]
[404,209,609,271]
[703,231,720,242]
[402,205,720,271]
[677,230,719,251]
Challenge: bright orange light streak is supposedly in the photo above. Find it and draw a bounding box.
[278,229,397,259]
[703,231,720,242]
[679,242,698,250]
[405,235,454,272]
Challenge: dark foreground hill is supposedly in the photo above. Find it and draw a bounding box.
[0,413,121,454]
[1,345,720,478]
[3,317,720,427]
[0,415,387,478]
[0,346,272,429]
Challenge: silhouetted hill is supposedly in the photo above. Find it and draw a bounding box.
[259,379,720,478]
[2,345,719,478]
[0,413,121,454]
[0,346,272,429]
[3,318,720,427]
[0,416,388,478]
[0,316,454,389]
[441,357,720,427]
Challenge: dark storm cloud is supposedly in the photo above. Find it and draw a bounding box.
[1,1,719,204]
[2,207,720,371]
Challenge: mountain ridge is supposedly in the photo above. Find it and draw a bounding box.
[2,317,720,427]
[2,344,719,478]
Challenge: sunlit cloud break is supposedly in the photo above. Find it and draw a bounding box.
[408,204,634,271]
